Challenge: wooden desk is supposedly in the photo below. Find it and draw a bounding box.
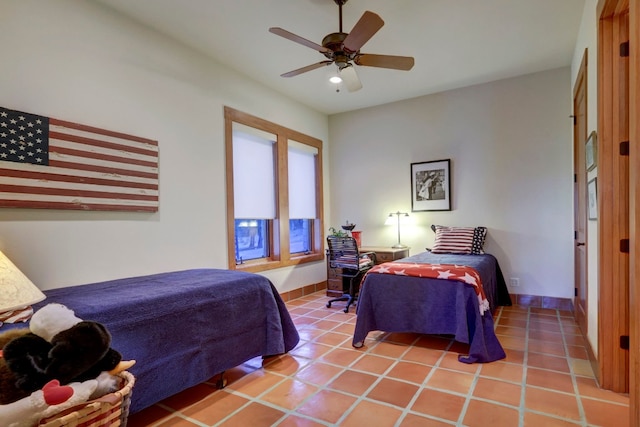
[359,246,410,264]
[325,247,410,296]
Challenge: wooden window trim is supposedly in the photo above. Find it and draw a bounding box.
[224,107,324,272]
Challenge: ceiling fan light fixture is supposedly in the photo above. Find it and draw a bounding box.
[329,75,342,84]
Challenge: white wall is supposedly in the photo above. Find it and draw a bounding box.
[0,0,329,292]
[571,0,599,353]
[329,68,574,299]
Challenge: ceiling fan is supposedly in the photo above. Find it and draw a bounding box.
[269,0,415,92]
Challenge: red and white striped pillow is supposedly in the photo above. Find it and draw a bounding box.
[430,225,487,254]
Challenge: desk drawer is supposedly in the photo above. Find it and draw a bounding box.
[376,252,395,263]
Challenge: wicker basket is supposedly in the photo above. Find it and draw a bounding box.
[37,371,135,427]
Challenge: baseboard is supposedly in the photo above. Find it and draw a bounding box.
[279,281,326,302]
[511,293,574,312]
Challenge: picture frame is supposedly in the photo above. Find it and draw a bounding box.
[588,177,598,220]
[411,159,451,211]
[585,131,597,171]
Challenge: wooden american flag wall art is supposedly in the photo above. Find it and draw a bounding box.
[0,106,158,212]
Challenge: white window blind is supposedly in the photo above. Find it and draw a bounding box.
[233,128,276,219]
[288,141,317,219]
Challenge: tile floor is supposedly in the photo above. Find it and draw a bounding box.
[128,292,629,427]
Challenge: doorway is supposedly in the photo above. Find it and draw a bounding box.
[573,50,589,338]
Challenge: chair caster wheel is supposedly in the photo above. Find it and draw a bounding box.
[343,308,349,313]
[326,302,332,308]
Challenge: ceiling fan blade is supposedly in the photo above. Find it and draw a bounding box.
[355,54,415,71]
[343,11,384,53]
[269,27,331,53]
[281,61,333,77]
[340,66,362,92]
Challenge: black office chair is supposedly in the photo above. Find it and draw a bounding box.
[326,236,376,313]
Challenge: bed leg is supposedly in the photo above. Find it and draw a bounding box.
[216,371,227,389]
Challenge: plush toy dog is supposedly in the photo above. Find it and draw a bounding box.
[0,303,122,405]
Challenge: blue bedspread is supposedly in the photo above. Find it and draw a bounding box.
[352,252,510,363]
[28,269,300,413]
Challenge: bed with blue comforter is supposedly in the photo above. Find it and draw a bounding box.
[25,269,300,413]
[352,252,511,363]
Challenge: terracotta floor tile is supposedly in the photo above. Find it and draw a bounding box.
[310,319,343,331]
[566,344,588,359]
[496,317,528,329]
[261,378,319,410]
[277,414,327,427]
[473,377,521,406]
[159,383,218,411]
[313,331,351,346]
[340,400,402,427]
[128,405,174,427]
[366,377,420,407]
[527,339,566,357]
[181,391,249,425]
[581,396,630,426]
[438,352,481,374]
[411,388,466,422]
[332,322,356,335]
[369,341,411,358]
[156,416,201,427]
[526,367,575,393]
[574,377,630,404]
[463,399,520,427]
[326,369,378,395]
[523,411,582,426]
[503,348,526,364]
[426,368,475,394]
[386,360,432,384]
[295,389,357,424]
[524,387,581,420]
[384,332,422,345]
[526,352,570,373]
[296,327,325,342]
[398,413,453,426]
[295,361,343,385]
[350,353,395,374]
[401,346,445,366]
[319,347,363,366]
[496,334,526,351]
[263,354,308,376]
[127,295,632,427]
[495,325,527,338]
[528,329,564,342]
[217,401,285,427]
[289,342,334,360]
[479,361,524,383]
[225,370,284,397]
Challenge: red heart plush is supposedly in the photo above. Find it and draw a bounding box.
[42,380,74,405]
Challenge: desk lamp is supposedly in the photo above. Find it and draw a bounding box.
[0,250,45,327]
[386,211,409,249]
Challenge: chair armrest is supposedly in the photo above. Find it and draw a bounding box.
[359,252,376,264]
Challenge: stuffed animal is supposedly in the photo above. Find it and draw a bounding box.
[0,378,98,427]
[0,303,122,404]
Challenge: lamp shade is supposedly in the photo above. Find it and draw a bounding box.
[0,250,45,312]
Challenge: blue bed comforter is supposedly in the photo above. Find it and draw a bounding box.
[29,269,300,413]
[352,252,510,363]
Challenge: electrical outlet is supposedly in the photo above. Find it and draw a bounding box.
[510,278,520,287]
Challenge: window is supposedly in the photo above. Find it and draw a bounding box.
[225,107,324,272]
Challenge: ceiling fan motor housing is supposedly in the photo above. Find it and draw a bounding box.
[322,32,355,68]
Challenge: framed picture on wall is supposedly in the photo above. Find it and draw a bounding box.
[411,159,451,211]
[588,177,598,220]
[585,131,597,171]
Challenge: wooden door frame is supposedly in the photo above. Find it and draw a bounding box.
[573,49,589,340]
[628,2,639,424]
[597,1,637,425]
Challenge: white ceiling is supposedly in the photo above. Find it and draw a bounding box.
[94,0,585,115]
